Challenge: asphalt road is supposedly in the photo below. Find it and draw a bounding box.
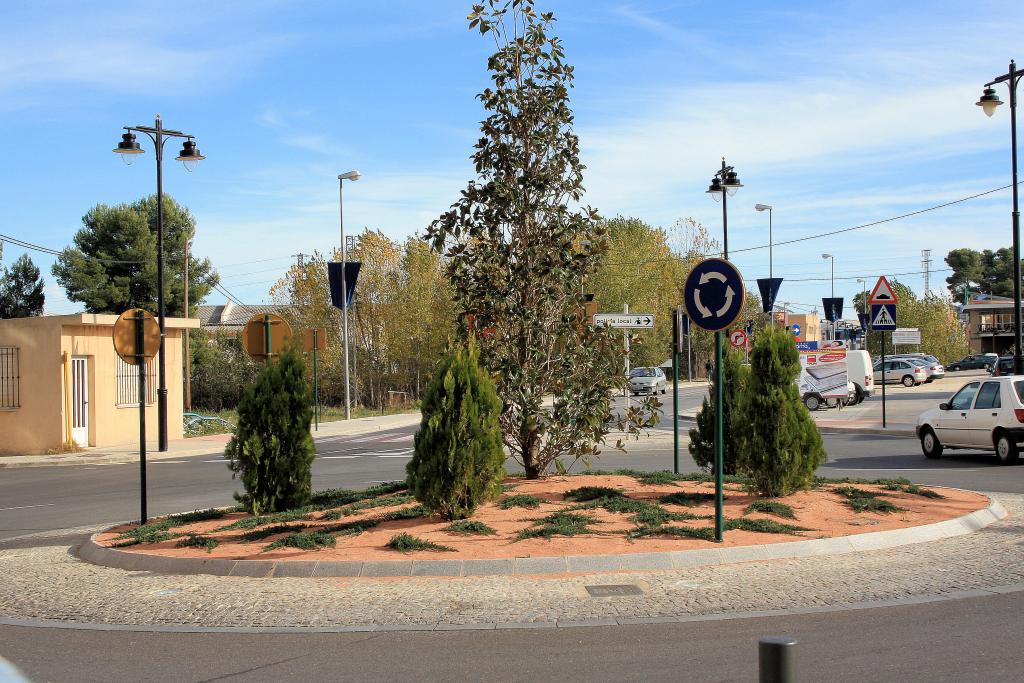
[3,591,1021,682]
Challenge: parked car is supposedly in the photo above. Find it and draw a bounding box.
[946,354,999,372]
[904,357,945,382]
[988,356,1016,376]
[846,350,874,404]
[916,376,1024,464]
[629,367,667,395]
[873,358,927,387]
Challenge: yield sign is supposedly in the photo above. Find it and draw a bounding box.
[868,276,898,305]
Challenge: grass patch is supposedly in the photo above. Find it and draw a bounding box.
[386,533,455,553]
[611,469,686,485]
[442,520,497,535]
[335,494,416,517]
[627,525,716,541]
[240,524,304,542]
[112,519,182,546]
[309,482,407,510]
[564,486,623,502]
[832,486,905,513]
[724,518,809,534]
[264,531,336,552]
[326,505,429,537]
[660,492,717,507]
[498,494,544,510]
[744,501,797,519]
[517,511,599,540]
[174,534,219,552]
[214,508,313,531]
[574,495,698,528]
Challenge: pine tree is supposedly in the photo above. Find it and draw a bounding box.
[406,342,505,520]
[225,349,315,514]
[0,254,45,318]
[740,325,827,497]
[688,347,748,474]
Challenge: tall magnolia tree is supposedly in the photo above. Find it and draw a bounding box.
[428,0,653,478]
[52,195,218,316]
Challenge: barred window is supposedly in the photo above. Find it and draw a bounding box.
[115,354,156,407]
[0,347,18,409]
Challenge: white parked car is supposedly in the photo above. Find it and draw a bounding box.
[916,376,1024,464]
[629,367,667,395]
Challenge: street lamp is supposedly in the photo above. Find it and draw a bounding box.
[338,170,361,420]
[114,115,205,451]
[976,60,1023,372]
[822,253,834,340]
[705,157,741,542]
[754,204,773,279]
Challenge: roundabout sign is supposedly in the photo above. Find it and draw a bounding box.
[683,258,746,332]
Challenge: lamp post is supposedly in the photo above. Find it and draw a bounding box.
[338,170,361,420]
[705,157,742,542]
[977,60,1023,372]
[114,115,205,451]
[754,204,773,279]
[821,253,834,341]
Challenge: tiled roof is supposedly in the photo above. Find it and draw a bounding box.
[196,302,291,329]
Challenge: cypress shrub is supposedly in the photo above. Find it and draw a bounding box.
[739,325,827,496]
[225,349,315,514]
[406,342,504,520]
[689,347,748,474]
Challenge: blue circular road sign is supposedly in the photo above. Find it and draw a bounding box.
[683,258,746,332]
[791,323,801,337]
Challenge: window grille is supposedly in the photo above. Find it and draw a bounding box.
[115,354,156,407]
[0,347,18,409]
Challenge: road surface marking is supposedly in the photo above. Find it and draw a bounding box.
[151,461,186,464]
[0,503,56,511]
[321,455,361,459]
[828,467,979,472]
[377,454,412,458]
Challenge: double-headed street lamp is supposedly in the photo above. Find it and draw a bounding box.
[338,170,361,420]
[706,158,742,542]
[114,115,205,451]
[822,253,834,340]
[977,60,1023,373]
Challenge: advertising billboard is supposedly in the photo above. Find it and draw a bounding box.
[796,340,849,399]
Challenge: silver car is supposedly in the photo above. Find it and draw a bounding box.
[629,367,667,395]
[905,357,945,382]
[873,359,928,387]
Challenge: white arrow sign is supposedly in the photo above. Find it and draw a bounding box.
[594,314,655,329]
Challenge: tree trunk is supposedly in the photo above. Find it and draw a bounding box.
[523,432,542,479]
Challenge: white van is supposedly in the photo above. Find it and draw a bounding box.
[846,350,874,404]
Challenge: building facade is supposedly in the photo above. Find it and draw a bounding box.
[0,314,198,455]
[961,295,1019,356]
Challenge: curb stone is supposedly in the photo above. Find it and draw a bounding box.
[78,495,1007,578]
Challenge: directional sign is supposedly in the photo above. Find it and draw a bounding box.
[791,323,801,337]
[822,297,844,323]
[729,329,747,349]
[869,276,898,305]
[870,303,897,331]
[683,258,746,332]
[594,313,654,329]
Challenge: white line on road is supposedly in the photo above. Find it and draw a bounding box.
[828,468,980,472]
[0,503,56,511]
[321,455,361,459]
[377,454,412,458]
[151,461,186,464]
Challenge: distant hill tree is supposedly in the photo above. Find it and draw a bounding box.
[0,254,45,318]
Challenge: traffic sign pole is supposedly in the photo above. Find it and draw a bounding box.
[135,309,148,525]
[672,307,681,474]
[881,331,887,429]
[714,330,724,542]
[313,333,319,431]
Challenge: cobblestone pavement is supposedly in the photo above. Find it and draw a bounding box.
[1,494,1022,632]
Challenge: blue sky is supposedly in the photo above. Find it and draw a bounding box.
[1,0,1022,318]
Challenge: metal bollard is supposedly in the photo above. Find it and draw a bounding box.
[759,636,797,683]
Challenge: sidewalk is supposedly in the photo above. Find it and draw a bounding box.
[0,412,423,469]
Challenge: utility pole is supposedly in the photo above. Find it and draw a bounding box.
[183,238,191,411]
[623,303,630,412]
[292,253,307,268]
[921,249,932,296]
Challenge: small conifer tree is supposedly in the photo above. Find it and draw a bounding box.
[406,341,505,520]
[740,325,827,496]
[225,349,315,514]
[689,347,748,474]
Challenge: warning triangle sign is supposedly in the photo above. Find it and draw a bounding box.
[869,276,898,304]
[872,305,895,328]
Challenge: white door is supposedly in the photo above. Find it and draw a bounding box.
[966,381,1002,448]
[935,381,978,447]
[71,356,89,446]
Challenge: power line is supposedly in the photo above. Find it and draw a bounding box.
[0,232,147,265]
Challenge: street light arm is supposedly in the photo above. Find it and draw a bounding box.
[125,125,194,139]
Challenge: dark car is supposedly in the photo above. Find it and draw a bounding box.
[989,356,1016,376]
[946,354,998,372]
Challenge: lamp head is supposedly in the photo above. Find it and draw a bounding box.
[706,176,723,202]
[976,86,1002,117]
[821,253,832,260]
[338,170,361,181]
[723,169,743,196]
[754,203,772,212]
[175,139,205,172]
[113,132,144,165]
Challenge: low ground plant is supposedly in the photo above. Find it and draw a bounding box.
[498,494,544,509]
[660,492,718,507]
[627,525,716,541]
[517,511,599,540]
[724,518,809,534]
[744,501,797,519]
[564,486,623,502]
[175,534,219,552]
[264,531,335,552]
[442,520,497,535]
[832,486,905,513]
[386,533,455,553]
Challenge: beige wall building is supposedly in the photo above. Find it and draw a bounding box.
[772,311,821,343]
[0,314,198,455]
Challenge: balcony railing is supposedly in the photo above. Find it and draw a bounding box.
[979,323,1016,334]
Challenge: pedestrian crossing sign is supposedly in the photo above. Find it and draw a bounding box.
[870,303,897,331]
